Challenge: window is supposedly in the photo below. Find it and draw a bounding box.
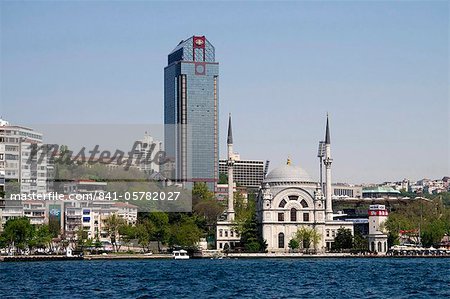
[219,229,223,237]
[279,199,287,208]
[332,230,336,237]
[230,230,234,237]
[225,231,228,237]
[288,195,298,201]
[326,229,330,237]
[278,232,285,249]
[377,242,382,252]
[303,213,309,222]
[300,199,308,208]
[278,213,284,222]
[290,208,297,221]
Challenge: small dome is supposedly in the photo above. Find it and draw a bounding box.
[265,163,312,183]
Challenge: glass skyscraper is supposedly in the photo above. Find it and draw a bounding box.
[164,36,219,190]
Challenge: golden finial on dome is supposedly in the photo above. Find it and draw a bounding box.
[287,157,292,165]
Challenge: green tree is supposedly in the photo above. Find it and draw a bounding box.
[295,227,321,250]
[169,215,202,248]
[1,217,35,253]
[288,238,300,252]
[352,230,368,252]
[119,223,137,251]
[76,227,89,251]
[240,212,267,253]
[421,218,447,247]
[48,217,61,238]
[333,228,353,251]
[148,212,169,252]
[218,173,228,184]
[191,182,225,248]
[136,219,155,252]
[384,198,450,247]
[30,225,53,251]
[103,214,126,252]
[94,234,103,254]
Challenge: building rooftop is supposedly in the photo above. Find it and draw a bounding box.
[264,161,312,183]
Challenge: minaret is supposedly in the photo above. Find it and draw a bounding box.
[227,114,235,221]
[324,115,333,221]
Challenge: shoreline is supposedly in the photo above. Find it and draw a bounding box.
[1,253,449,262]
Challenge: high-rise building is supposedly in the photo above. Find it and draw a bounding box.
[164,36,219,189]
[132,132,163,174]
[0,118,54,195]
[219,155,269,190]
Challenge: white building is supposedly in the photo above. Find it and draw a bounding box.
[133,132,163,174]
[367,204,388,254]
[0,119,53,195]
[0,200,23,231]
[64,200,138,242]
[256,116,354,252]
[23,201,47,225]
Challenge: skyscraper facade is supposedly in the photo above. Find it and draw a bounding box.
[164,36,219,189]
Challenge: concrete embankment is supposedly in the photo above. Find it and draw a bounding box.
[1,255,83,262]
[85,254,172,260]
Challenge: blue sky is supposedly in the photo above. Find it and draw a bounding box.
[1,1,448,183]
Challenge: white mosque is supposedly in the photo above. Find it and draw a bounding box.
[217,115,355,253]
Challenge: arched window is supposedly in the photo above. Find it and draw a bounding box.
[384,242,387,252]
[290,208,297,221]
[288,195,298,201]
[377,242,382,252]
[278,232,285,248]
[371,242,375,252]
[279,199,287,208]
[300,199,308,208]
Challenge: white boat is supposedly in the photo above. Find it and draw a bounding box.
[172,250,189,260]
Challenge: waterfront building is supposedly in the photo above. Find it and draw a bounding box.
[0,200,23,231]
[216,115,240,250]
[219,155,269,190]
[64,200,138,242]
[113,201,138,225]
[164,35,219,190]
[256,116,354,252]
[22,201,46,225]
[367,204,388,254]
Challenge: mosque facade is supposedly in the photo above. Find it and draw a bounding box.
[217,115,354,252]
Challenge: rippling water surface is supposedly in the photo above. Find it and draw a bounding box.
[1,258,449,298]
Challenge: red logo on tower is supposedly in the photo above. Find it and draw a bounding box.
[193,36,206,49]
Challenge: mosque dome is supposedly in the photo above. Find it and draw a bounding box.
[264,160,313,183]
